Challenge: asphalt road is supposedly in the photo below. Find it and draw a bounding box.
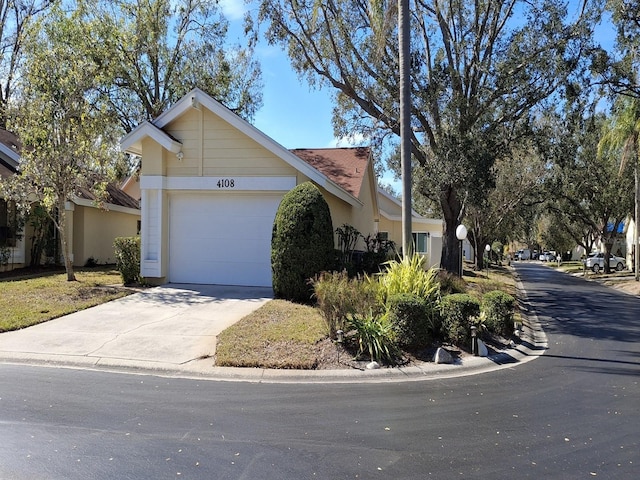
[0,263,638,479]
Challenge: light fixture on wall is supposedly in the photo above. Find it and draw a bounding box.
[191,96,200,110]
[176,151,184,161]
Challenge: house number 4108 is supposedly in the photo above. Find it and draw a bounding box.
[217,179,235,188]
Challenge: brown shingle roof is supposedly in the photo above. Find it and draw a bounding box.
[291,147,370,198]
[0,129,21,153]
[76,184,140,210]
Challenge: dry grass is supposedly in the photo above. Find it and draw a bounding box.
[0,267,130,332]
[215,300,328,369]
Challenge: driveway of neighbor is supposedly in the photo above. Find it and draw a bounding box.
[0,284,272,372]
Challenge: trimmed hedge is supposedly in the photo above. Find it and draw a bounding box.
[271,182,335,303]
[114,236,140,285]
[386,293,431,349]
[481,290,515,336]
[440,293,480,347]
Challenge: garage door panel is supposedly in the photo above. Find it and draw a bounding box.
[168,193,280,286]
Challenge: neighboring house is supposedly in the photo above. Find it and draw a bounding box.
[0,128,140,270]
[120,88,444,287]
[377,187,443,268]
[0,129,25,269]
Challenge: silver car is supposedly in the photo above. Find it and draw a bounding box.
[584,252,625,273]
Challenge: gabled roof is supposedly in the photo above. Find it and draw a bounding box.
[120,121,183,156]
[120,88,362,207]
[377,187,442,225]
[0,129,21,170]
[74,184,140,214]
[291,147,370,198]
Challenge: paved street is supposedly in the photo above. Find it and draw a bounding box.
[0,263,638,479]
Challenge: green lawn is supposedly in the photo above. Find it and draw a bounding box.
[0,267,130,332]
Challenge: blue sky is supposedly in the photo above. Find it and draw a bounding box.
[217,1,403,184]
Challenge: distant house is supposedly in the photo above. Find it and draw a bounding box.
[120,88,444,287]
[0,128,140,270]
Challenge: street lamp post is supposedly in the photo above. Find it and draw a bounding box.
[485,244,491,277]
[455,225,467,278]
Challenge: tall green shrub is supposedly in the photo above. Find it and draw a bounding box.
[271,182,335,303]
[481,290,515,336]
[114,236,140,285]
[440,293,480,347]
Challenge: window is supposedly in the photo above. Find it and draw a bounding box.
[378,231,389,241]
[0,199,17,247]
[412,232,428,253]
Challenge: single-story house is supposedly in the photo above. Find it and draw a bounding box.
[121,88,443,287]
[0,129,141,270]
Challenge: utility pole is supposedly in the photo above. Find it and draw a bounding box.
[399,0,412,258]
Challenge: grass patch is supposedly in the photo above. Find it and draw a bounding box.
[215,300,327,369]
[0,267,130,332]
[464,266,516,297]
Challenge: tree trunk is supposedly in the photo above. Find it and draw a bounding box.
[56,201,76,282]
[440,186,463,273]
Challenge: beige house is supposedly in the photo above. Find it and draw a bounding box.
[0,129,140,270]
[377,187,443,268]
[121,88,442,287]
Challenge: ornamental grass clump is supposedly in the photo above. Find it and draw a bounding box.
[378,254,441,304]
[347,310,398,364]
[311,270,379,337]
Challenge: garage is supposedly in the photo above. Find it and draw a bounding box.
[168,192,283,286]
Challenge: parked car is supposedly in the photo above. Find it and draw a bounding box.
[515,248,531,260]
[540,251,551,262]
[583,252,625,273]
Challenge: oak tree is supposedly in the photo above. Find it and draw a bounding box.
[255,0,600,272]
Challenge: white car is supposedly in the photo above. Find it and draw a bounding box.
[584,252,625,273]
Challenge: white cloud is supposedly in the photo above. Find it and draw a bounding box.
[219,0,247,20]
[326,133,368,148]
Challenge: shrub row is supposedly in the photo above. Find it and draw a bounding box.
[313,265,517,363]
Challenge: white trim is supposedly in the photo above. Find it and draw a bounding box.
[71,197,140,216]
[120,121,183,156]
[140,175,296,192]
[379,208,443,226]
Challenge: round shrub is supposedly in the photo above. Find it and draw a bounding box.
[271,182,335,303]
[440,293,480,347]
[481,290,516,336]
[386,293,431,349]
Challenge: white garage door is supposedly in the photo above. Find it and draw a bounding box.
[168,193,282,286]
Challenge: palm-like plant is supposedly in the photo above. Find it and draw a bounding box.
[598,96,640,281]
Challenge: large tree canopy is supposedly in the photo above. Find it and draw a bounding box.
[255,0,600,272]
[92,0,263,132]
[0,0,53,127]
[2,3,124,280]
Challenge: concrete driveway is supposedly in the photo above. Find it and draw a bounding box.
[0,284,272,372]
